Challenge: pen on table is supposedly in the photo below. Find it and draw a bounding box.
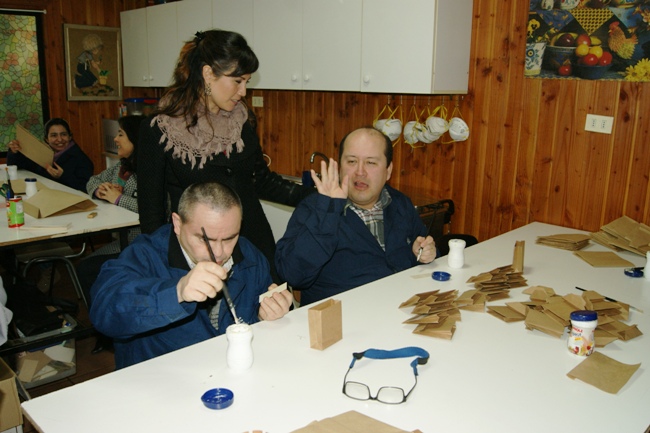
[574,286,644,313]
[201,227,241,324]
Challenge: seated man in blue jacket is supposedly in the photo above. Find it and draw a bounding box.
[90,182,292,369]
[275,127,436,306]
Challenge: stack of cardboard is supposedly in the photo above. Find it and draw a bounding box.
[487,286,642,346]
[536,233,590,250]
[465,265,527,301]
[399,290,460,340]
[590,216,650,257]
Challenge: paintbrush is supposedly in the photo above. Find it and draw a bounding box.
[418,213,438,261]
[201,227,241,324]
[575,286,643,313]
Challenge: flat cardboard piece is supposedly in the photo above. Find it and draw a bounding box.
[0,358,23,430]
[524,309,565,338]
[487,305,525,322]
[573,251,634,268]
[290,410,414,433]
[16,123,54,168]
[259,282,288,303]
[23,187,97,218]
[512,240,525,272]
[566,351,641,394]
[8,178,45,195]
[536,233,590,250]
[308,299,342,350]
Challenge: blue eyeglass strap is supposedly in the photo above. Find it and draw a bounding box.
[349,347,430,375]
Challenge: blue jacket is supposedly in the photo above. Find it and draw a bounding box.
[90,225,272,369]
[275,185,427,305]
[8,141,93,192]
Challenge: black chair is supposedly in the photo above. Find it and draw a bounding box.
[416,199,478,257]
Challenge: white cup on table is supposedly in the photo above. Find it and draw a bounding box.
[7,165,18,180]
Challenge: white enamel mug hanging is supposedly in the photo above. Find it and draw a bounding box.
[425,102,449,140]
[445,101,470,143]
[373,104,402,143]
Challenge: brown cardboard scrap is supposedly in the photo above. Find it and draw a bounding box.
[0,358,23,430]
[308,299,342,350]
[413,318,457,340]
[16,350,52,382]
[505,302,529,317]
[536,233,590,250]
[566,351,641,394]
[594,329,619,347]
[398,290,440,308]
[16,122,54,168]
[563,293,586,310]
[487,306,525,322]
[23,187,97,219]
[591,216,650,257]
[573,251,635,268]
[524,309,565,338]
[512,240,525,272]
[403,314,442,324]
[290,410,414,433]
[598,320,643,341]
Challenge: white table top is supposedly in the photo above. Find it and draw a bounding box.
[1,167,139,249]
[21,222,650,433]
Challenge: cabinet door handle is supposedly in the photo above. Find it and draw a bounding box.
[142,75,148,82]
[304,74,311,82]
[291,74,298,82]
[363,75,371,84]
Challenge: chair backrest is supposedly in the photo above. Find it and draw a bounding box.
[416,199,455,243]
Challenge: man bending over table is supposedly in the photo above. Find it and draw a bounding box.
[275,127,436,306]
[90,182,292,369]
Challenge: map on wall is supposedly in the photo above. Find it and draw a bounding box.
[0,12,46,154]
[527,0,650,81]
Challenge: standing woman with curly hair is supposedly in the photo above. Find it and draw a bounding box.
[137,30,312,281]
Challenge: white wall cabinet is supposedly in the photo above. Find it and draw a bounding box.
[361,0,473,94]
[252,0,362,91]
[121,0,473,93]
[121,3,177,87]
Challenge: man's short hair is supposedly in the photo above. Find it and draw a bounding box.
[338,127,393,166]
[177,182,242,222]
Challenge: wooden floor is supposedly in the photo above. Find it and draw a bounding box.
[0,250,116,433]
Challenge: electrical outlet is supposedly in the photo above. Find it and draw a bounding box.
[252,96,264,107]
[585,114,613,134]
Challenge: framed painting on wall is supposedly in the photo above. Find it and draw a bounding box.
[527,0,650,81]
[64,24,123,101]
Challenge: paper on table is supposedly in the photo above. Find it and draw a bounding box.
[15,123,54,169]
[567,351,641,394]
[290,410,416,433]
[573,251,634,267]
[258,282,288,303]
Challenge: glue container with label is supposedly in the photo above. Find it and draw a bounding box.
[567,310,597,356]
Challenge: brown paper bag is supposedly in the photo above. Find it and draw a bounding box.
[308,299,342,350]
[23,187,97,218]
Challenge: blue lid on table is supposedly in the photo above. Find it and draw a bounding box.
[570,310,597,322]
[432,271,451,281]
[201,388,234,410]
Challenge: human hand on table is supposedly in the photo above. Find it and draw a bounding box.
[413,235,436,263]
[258,283,292,321]
[45,161,64,179]
[312,158,348,199]
[95,182,123,204]
[176,261,227,303]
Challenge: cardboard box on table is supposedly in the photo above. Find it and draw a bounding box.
[0,358,23,432]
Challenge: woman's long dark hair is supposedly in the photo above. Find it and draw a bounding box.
[156,30,259,129]
[118,115,145,173]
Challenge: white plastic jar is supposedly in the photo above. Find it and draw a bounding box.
[567,310,598,356]
[226,323,254,371]
[447,239,466,269]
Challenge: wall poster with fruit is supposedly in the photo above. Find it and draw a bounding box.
[527,0,650,81]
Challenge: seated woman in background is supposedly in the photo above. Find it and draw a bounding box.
[77,114,145,354]
[87,115,144,232]
[7,118,93,192]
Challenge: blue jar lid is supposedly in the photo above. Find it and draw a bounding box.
[201,388,234,410]
[570,310,597,321]
[432,271,451,281]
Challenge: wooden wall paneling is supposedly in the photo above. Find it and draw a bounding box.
[619,83,650,224]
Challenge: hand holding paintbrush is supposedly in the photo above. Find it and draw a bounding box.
[202,227,241,324]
